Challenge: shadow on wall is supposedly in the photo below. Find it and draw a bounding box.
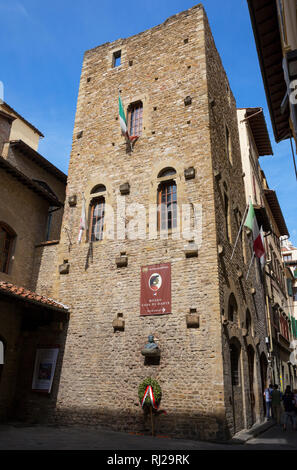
[7,319,69,426]
[34,406,232,443]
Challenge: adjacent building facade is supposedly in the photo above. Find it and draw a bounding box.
[247,0,297,178]
[238,107,296,392]
[0,102,69,421]
[281,238,297,373]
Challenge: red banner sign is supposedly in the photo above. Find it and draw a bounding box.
[140,263,171,316]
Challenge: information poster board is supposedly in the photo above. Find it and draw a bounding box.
[140,262,171,316]
[32,347,59,393]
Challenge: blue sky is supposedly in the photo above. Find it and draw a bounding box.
[0,0,296,244]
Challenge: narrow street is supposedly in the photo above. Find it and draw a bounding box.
[0,421,296,451]
[245,424,297,450]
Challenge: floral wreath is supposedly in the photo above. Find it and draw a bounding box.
[138,377,162,409]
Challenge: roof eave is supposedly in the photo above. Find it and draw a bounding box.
[0,156,63,207]
[264,189,289,237]
[246,0,291,143]
[9,140,67,183]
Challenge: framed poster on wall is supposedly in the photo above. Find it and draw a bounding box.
[32,347,59,393]
[140,262,171,316]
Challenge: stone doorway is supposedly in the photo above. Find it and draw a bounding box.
[247,345,256,424]
[260,352,268,413]
[230,338,244,434]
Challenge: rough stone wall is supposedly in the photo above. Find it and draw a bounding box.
[31,242,60,297]
[52,5,228,441]
[203,13,267,434]
[6,146,66,241]
[11,323,68,424]
[0,115,11,155]
[0,170,50,289]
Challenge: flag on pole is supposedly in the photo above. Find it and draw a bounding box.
[244,201,265,258]
[78,194,86,244]
[119,94,129,142]
[118,94,138,147]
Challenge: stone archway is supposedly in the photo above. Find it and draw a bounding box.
[260,352,268,413]
[247,345,256,424]
[229,337,244,434]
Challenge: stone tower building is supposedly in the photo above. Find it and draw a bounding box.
[34,4,269,440]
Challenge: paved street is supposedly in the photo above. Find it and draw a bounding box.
[0,421,296,451]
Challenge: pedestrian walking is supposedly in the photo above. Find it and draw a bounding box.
[282,385,297,431]
[271,384,282,425]
[264,383,273,420]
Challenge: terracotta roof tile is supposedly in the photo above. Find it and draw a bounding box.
[0,281,69,312]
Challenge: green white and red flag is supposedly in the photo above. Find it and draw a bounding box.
[244,200,265,258]
[119,95,129,141]
[118,95,138,145]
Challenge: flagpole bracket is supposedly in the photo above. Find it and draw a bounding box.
[59,262,70,275]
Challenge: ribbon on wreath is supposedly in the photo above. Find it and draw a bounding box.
[141,385,158,410]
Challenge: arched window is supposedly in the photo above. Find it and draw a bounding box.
[246,309,253,336]
[230,340,241,386]
[228,293,238,323]
[226,125,233,165]
[157,167,176,178]
[0,222,16,274]
[89,197,105,242]
[90,184,106,194]
[224,192,232,243]
[157,168,177,231]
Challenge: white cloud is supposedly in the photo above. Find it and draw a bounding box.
[0,1,29,19]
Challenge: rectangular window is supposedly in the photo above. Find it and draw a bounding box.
[128,101,143,137]
[112,50,121,68]
[158,181,177,231]
[283,254,292,261]
[226,125,232,165]
[90,198,105,242]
